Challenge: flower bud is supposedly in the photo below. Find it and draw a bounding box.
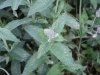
[96,8,100,17]
[92,33,97,38]
[97,26,100,33]
[44,28,58,42]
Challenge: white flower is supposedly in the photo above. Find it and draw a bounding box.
[92,33,97,38]
[45,58,53,65]
[97,26,100,33]
[96,8,100,17]
[44,28,58,42]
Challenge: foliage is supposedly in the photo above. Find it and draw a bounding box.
[0,0,100,75]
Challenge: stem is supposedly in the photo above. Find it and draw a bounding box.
[91,16,96,30]
[0,68,10,75]
[55,0,59,13]
[53,0,59,23]
[2,39,10,52]
[78,0,82,58]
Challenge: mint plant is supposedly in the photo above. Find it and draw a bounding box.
[0,0,100,75]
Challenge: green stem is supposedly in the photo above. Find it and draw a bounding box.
[55,0,59,13]
[78,0,82,55]
[0,68,10,75]
[91,16,96,30]
[2,39,10,52]
[53,0,59,23]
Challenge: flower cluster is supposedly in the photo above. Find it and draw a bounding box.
[44,28,58,42]
[92,26,100,38]
[96,8,100,17]
[92,8,100,38]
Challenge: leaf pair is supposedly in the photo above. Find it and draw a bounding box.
[22,43,82,75]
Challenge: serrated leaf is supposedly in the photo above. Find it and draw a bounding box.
[0,28,20,42]
[28,0,54,17]
[90,0,97,9]
[11,60,21,75]
[24,25,46,43]
[52,13,79,34]
[22,52,45,75]
[50,43,82,70]
[37,42,52,58]
[5,18,32,30]
[11,0,22,10]
[8,47,30,62]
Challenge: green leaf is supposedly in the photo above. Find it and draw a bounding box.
[5,18,32,30]
[52,13,79,34]
[24,25,46,43]
[12,28,22,38]
[98,0,100,4]
[64,3,73,12]
[0,9,13,20]
[37,63,48,75]
[58,1,64,14]
[0,0,25,9]
[47,64,75,75]
[40,8,51,18]
[0,0,4,4]
[97,58,100,64]
[0,28,20,42]
[65,13,79,29]
[0,41,6,51]
[29,72,35,75]
[13,10,18,17]
[11,60,21,75]
[36,19,48,24]
[54,34,65,42]
[90,0,97,9]
[52,13,67,33]
[50,43,74,67]
[8,47,30,62]
[28,0,54,17]
[11,0,22,10]
[50,43,82,71]
[23,33,32,40]
[0,0,11,9]
[0,56,9,64]
[81,9,88,25]
[47,64,62,75]
[22,52,45,75]
[37,42,52,58]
